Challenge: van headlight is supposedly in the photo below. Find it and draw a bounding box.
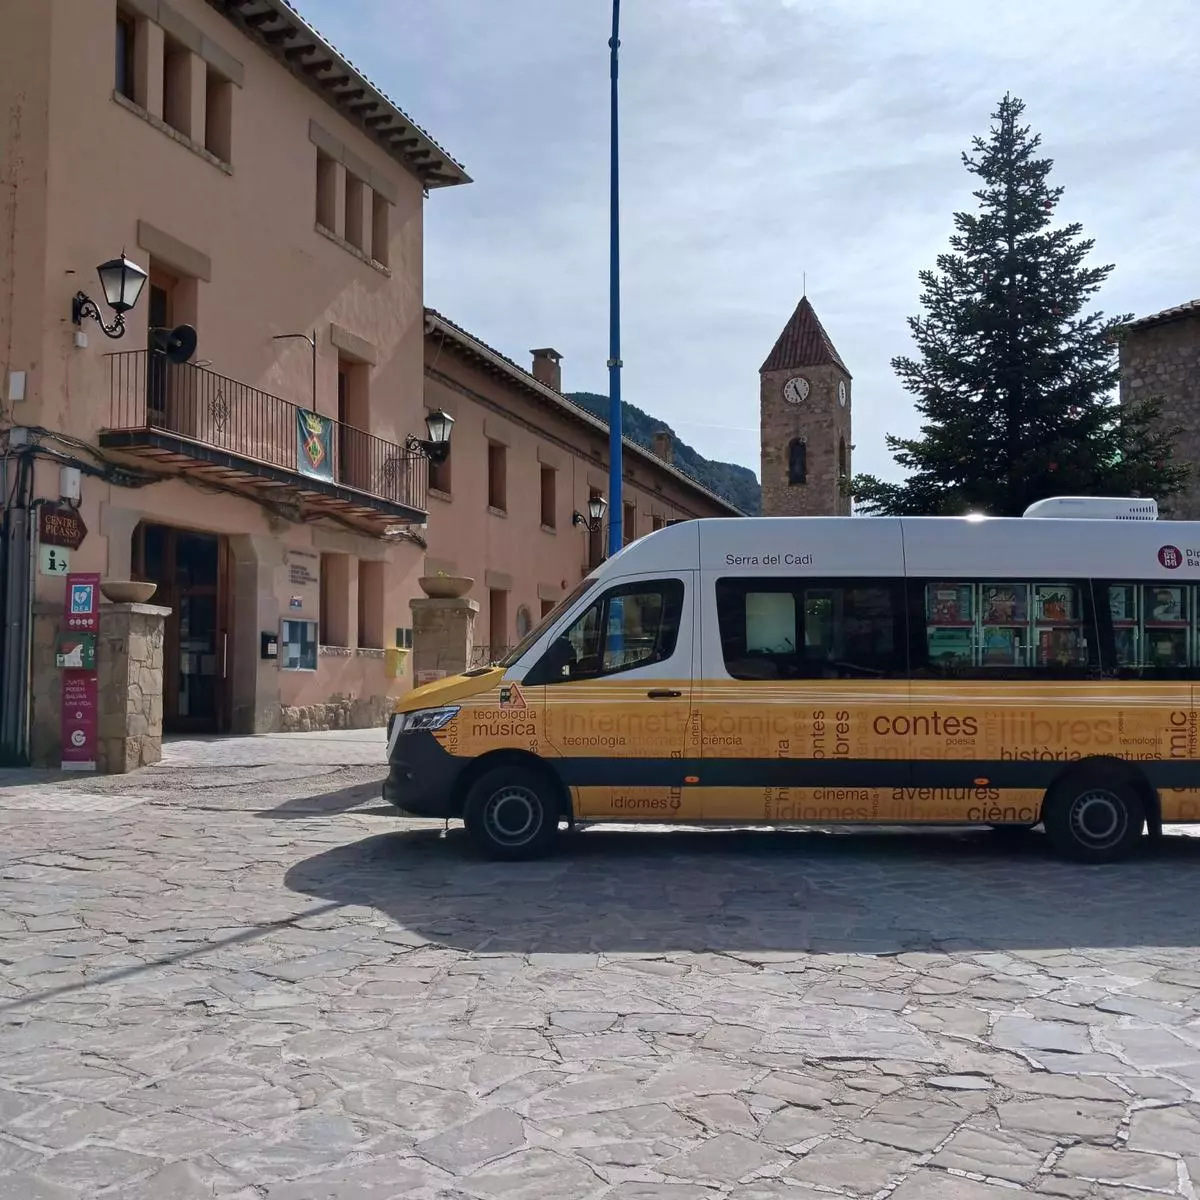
[388,706,460,758]
[398,706,460,734]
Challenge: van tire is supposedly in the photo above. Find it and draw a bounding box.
[462,765,560,861]
[1042,772,1144,864]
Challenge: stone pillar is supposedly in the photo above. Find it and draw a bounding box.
[97,603,169,773]
[29,600,169,772]
[409,597,480,683]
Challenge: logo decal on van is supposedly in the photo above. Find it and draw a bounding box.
[1159,545,1183,569]
[499,684,526,709]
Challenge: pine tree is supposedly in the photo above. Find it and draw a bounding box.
[852,94,1187,516]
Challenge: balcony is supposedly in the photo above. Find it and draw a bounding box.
[100,351,427,534]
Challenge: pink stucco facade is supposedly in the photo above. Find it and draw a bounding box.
[0,0,741,759]
[1,0,466,743]
[421,316,742,662]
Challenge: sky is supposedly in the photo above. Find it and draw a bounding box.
[302,0,1199,483]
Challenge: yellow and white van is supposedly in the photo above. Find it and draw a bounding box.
[385,497,1200,863]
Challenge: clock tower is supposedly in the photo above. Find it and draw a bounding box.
[759,295,852,516]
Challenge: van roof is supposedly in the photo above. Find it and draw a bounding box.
[599,514,1200,582]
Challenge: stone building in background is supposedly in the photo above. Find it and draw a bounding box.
[759,296,853,517]
[1120,299,1200,518]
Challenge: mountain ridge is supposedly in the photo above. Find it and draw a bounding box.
[567,391,761,516]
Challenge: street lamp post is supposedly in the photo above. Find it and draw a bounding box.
[606,0,624,557]
[272,330,318,413]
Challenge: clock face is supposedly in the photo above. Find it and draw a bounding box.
[783,376,810,406]
[838,380,847,407]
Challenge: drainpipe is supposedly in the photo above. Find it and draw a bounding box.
[0,454,33,765]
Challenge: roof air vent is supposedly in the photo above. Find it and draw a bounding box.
[1022,496,1159,521]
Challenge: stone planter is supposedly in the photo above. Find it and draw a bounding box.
[101,580,158,603]
[418,575,473,600]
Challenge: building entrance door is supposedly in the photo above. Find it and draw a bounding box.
[132,523,231,733]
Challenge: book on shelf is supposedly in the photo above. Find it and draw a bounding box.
[928,627,974,664]
[1113,627,1137,665]
[1035,586,1076,623]
[1038,626,1085,667]
[1148,629,1188,667]
[1145,585,1185,624]
[929,584,972,625]
[982,626,1020,665]
[981,584,1027,626]
[1108,585,1136,623]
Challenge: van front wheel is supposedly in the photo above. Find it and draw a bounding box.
[462,765,560,861]
[1043,774,1144,864]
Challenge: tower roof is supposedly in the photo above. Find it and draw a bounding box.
[761,296,849,375]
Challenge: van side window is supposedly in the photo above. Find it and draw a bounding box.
[1098,580,1196,679]
[913,579,1098,679]
[526,579,686,685]
[715,578,904,680]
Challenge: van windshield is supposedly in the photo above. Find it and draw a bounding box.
[498,576,597,668]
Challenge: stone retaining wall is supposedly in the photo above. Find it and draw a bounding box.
[279,695,392,732]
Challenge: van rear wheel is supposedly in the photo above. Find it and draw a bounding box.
[1043,773,1144,864]
[462,765,560,861]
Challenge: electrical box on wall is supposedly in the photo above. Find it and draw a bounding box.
[261,631,279,660]
[59,466,82,502]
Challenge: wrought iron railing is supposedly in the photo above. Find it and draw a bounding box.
[104,351,427,512]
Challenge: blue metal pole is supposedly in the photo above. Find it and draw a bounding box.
[606,0,623,557]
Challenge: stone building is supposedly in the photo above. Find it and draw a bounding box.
[1120,299,1200,518]
[759,296,852,516]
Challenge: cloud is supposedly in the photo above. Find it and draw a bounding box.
[303,0,1199,481]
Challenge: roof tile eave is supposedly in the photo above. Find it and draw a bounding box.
[760,296,850,375]
[423,309,745,516]
[213,0,470,186]
[1125,299,1200,332]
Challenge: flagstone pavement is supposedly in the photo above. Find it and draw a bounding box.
[2,729,1200,1198]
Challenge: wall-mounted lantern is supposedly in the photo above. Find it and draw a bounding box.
[71,253,148,339]
[406,409,455,463]
[572,494,608,532]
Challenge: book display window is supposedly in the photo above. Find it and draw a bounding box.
[925,581,1089,672]
[1106,582,1191,670]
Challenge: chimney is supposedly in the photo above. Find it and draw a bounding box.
[652,429,673,464]
[530,348,563,392]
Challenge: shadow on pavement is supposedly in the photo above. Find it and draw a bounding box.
[257,782,384,819]
[283,823,1200,955]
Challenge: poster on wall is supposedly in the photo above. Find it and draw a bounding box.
[61,672,99,771]
[296,409,334,481]
[65,572,101,632]
[283,549,320,620]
